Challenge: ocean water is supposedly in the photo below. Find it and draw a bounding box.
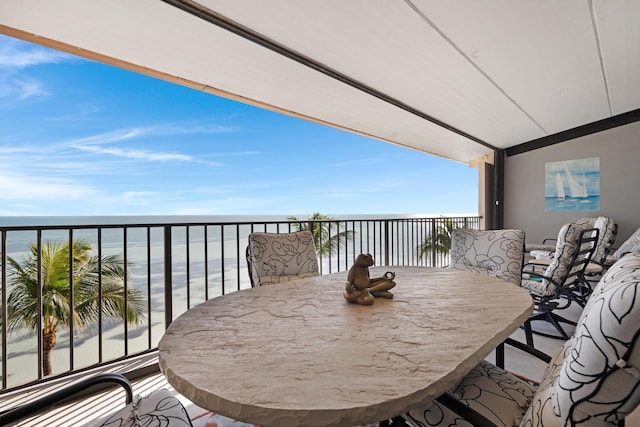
[0,213,448,227]
[0,214,291,227]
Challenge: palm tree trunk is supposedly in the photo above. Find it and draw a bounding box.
[42,330,57,376]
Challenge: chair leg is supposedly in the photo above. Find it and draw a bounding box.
[495,342,505,369]
[528,310,574,340]
[524,319,534,347]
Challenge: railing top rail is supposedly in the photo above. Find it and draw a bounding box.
[0,216,481,232]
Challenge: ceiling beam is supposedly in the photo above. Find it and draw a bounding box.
[506,108,640,157]
[161,0,497,151]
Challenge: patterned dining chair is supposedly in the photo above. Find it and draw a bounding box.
[528,216,616,272]
[521,222,599,342]
[246,231,319,287]
[605,225,640,267]
[403,253,640,427]
[447,228,529,366]
[448,228,525,285]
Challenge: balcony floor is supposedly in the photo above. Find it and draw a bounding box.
[5,302,640,426]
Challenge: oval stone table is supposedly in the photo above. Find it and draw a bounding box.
[158,266,533,427]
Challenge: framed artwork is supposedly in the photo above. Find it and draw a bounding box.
[545,157,600,212]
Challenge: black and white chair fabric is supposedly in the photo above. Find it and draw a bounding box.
[521,223,599,340]
[529,216,616,271]
[605,225,640,267]
[246,231,319,287]
[88,388,193,427]
[447,228,530,366]
[448,228,525,286]
[403,253,640,427]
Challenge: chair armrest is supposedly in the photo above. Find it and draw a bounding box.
[0,373,132,425]
[542,238,558,245]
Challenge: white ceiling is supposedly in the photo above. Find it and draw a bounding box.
[1,0,639,164]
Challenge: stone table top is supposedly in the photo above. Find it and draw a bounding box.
[158,266,533,427]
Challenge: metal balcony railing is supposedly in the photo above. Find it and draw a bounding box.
[0,215,480,393]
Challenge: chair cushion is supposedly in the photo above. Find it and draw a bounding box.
[526,243,556,254]
[87,389,193,427]
[448,228,525,285]
[518,339,575,426]
[590,216,616,264]
[521,222,593,297]
[528,217,615,266]
[404,359,537,427]
[529,248,555,259]
[552,253,640,425]
[247,231,319,286]
[613,227,640,259]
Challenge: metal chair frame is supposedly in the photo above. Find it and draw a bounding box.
[523,228,599,340]
[0,373,133,425]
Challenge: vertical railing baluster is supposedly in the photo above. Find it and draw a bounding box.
[186,226,191,309]
[147,227,152,350]
[68,229,74,371]
[220,226,225,295]
[236,225,241,292]
[163,226,173,328]
[204,225,209,301]
[372,221,377,262]
[2,230,7,389]
[98,228,103,363]
[430,219,437,267]
[36,231,42,379]
[123,227,129,356]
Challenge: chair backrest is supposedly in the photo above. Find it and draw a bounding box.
[521,253,640,426]
[530,223,599,296]
[246,231,319,287]
[448,228,525,285]
[577,216,617,264]
[613,226,640,258]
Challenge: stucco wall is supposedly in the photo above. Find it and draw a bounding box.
[504,120,640,246]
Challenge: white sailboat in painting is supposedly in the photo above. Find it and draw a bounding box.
[546,157,599,211]
[564,163,588,198]
[556,172,565,199]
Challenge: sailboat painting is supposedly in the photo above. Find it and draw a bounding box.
[545,157,600,211]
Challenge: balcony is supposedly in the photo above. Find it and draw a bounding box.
[1,216,478,397]
[4,215,638,426]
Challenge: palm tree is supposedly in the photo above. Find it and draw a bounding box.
[288,212,355,256]
[418,218,456,262]
[4,239,145,376]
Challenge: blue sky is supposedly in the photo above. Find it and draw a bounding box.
[0,34,478,218]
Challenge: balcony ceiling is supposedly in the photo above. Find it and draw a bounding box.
[1,1,639,164]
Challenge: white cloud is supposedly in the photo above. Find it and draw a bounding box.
[67,123,237,146]
[75,144,192,162]
[47,103,101,121]
[0,37,78,102]
[0,77,50,100]
[15,78,49,99]
[0,38,76,68]
[0,171,98,201]
[64,123,239,167]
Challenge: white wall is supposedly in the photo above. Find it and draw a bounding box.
[504,120,640,246]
